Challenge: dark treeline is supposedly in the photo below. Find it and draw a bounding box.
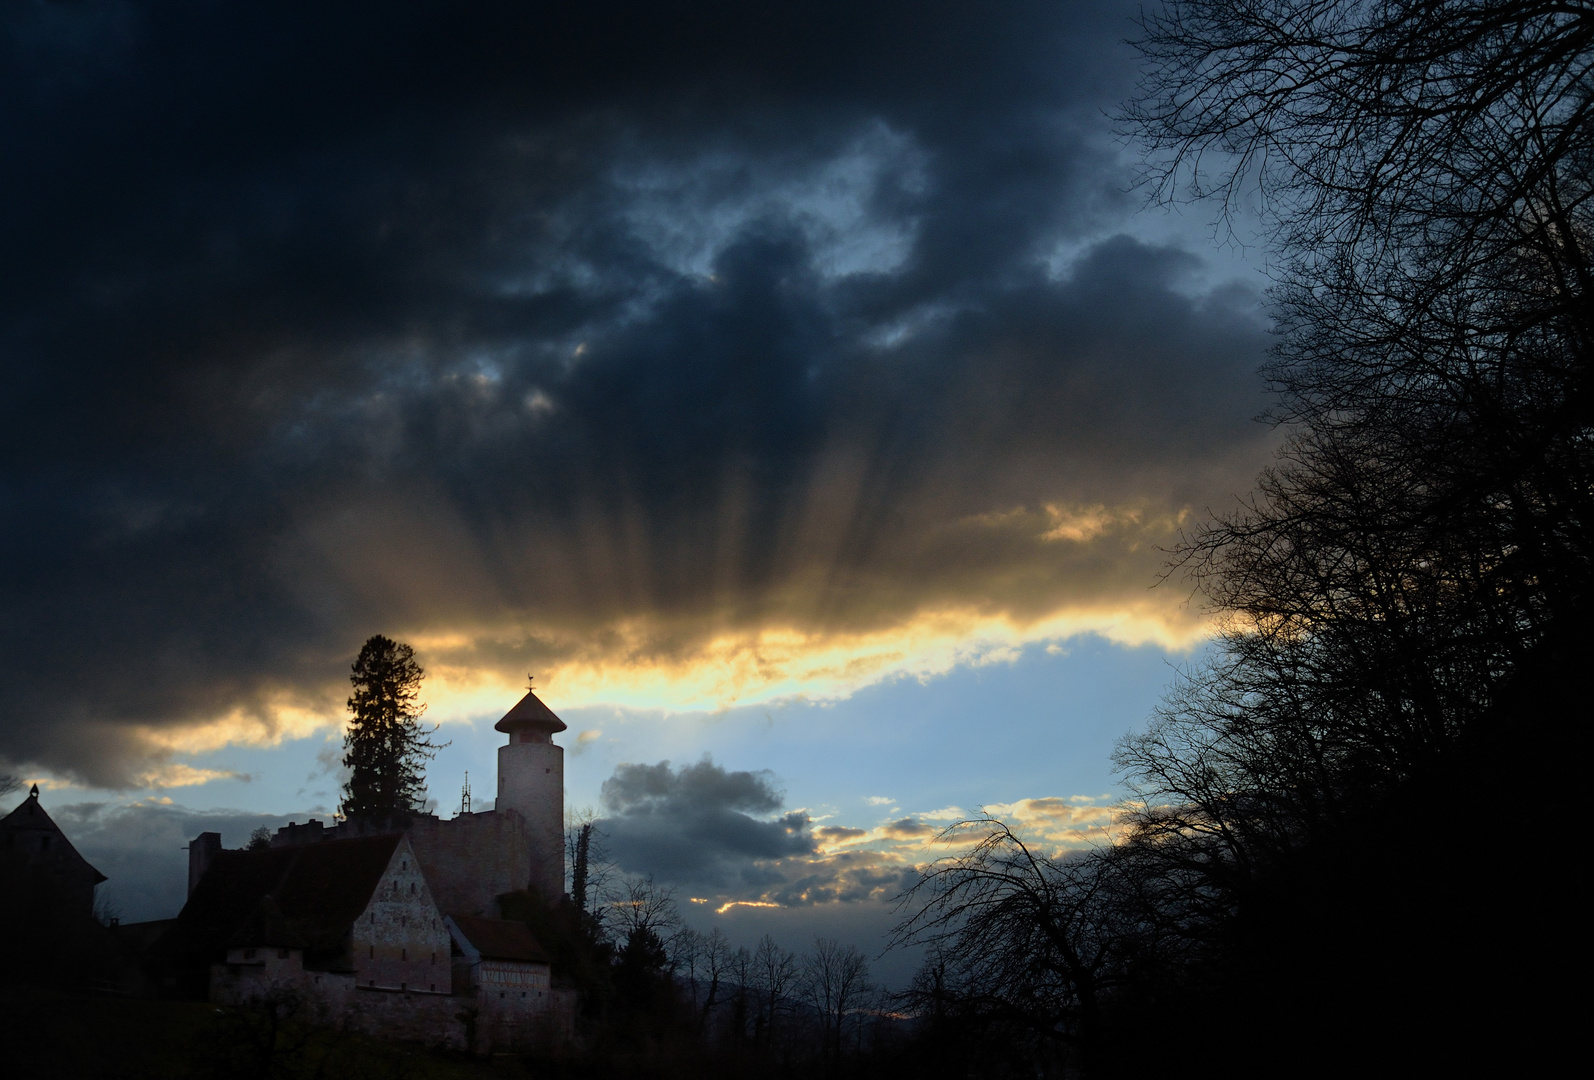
[890,2,1590,1077]
[442,816,901,1079]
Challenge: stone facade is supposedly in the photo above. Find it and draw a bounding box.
[349,836,452,993]
[405,810,534,918]
[496,738,564,900]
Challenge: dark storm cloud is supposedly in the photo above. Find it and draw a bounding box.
[598,757,815,890]
[0,1,1271,786]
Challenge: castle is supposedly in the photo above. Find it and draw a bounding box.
[162,688,572,1051]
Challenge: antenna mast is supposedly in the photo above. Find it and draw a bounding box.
[460,771,472,815]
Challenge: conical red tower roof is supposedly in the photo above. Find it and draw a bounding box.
[494,689,567,734]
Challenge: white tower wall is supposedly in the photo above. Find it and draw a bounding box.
[495,729,565,901]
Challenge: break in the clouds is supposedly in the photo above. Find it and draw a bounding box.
[0,1,1272,788]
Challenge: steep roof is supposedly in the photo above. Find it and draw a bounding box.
[163,833,402,960]
[448,914,551,964]
[0,785,106,885]
[493,689,567,734]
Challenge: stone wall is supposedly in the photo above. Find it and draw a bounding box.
[210,958,563,1053]
[406,811,532,918]
[496,739,564,900]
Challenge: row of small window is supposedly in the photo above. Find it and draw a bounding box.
[369,911,437,928]
[368,945,439,963]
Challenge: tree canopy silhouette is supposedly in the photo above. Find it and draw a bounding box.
[1117,0,1592,875]
[893,4,1591,1075]
[340,634,445,823]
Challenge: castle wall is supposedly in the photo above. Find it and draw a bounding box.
[209,955,568,1053]
[212,960,468,1049]
[405,811,532,918]
[496,740,564,900]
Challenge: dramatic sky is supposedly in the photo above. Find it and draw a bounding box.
[1,1,1272,979]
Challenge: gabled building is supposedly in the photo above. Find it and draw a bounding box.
[167,833,451,995]
[447,914,557,1049]
[1,784,112,990]
[1,783,106,922]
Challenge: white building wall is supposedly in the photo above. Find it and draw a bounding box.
[349,835,453,994]
[496,739,564,900]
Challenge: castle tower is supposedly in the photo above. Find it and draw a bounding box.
[495,688,565,901]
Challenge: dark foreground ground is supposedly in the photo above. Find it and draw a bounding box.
[0,988,850,1080]
[0,989,512,1080]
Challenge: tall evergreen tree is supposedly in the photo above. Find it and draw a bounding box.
[340,634,445,823]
